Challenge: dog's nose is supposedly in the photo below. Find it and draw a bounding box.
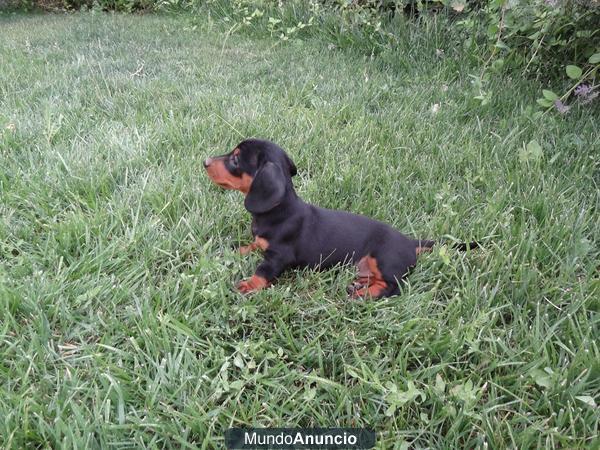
[203,158,212,168]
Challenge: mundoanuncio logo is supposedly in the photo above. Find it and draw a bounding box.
[225,428,375,449]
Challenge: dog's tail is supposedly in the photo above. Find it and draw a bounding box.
[416,239,480,254]
[453,241,480,251]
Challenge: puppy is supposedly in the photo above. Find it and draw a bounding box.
[204,139,476,298]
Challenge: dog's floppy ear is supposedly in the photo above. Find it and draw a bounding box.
[285,153,297,177]
[244,162,287,214]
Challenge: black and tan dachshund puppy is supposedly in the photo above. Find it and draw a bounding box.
[204,139,476,298]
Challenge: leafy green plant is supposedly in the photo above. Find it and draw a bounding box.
[537,53,600,114]
[461,0,599,110]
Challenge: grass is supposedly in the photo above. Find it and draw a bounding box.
[0,9,598,449]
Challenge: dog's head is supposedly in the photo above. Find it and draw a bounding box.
[204,139,297,214]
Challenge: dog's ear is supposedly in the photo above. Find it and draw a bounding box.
[285,153,297,177]
[244,162,287,214]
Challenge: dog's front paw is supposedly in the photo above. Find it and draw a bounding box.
[238,244,257,255]
[236,279,255,294]
[236,275,269,294]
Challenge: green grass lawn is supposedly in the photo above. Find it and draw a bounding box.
[0,11,598,449]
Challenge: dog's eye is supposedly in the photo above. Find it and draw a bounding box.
[231,154,239,167]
